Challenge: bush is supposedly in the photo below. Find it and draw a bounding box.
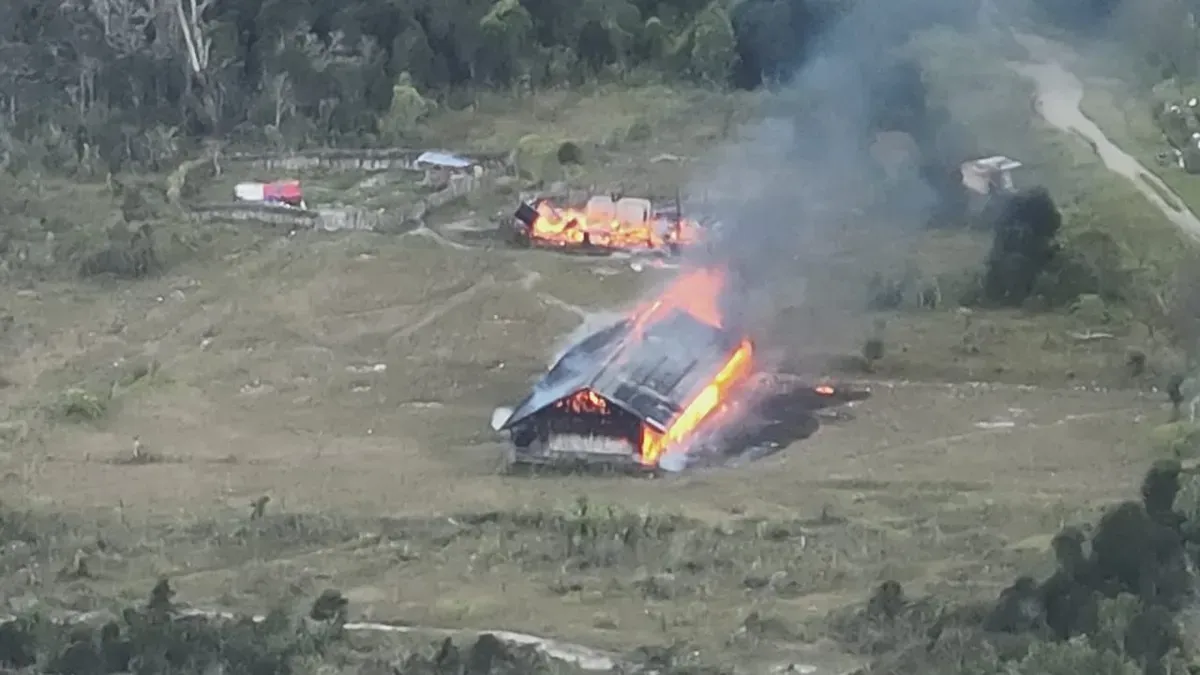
[832,461,1200,675]
[555,141,584,165]
[1070,294,1113,324]
[0,580,583,675]
[0,582,347,674]
[378,74,433,144]
[689,5,737,85]
[75,224,161,279]
[513,134,583,183]
[982,187,1063,307]
[48,388,108,423]
[1012,638,1141,675]
[1149,422,1200,459]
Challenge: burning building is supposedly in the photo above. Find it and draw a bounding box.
[490,267,869,472]
[508,194,704,255]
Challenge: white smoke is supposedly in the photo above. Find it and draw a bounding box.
[657,451,689,472]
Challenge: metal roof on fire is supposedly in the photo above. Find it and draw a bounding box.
[496,310,743,432]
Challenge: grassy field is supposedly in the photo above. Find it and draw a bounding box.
[912,29,1193,322]
[0,24,1193,675]
[1076,81,1200,208]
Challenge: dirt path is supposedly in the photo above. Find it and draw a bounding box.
[1008,32,1200,240]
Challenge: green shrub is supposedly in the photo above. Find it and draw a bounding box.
[378,73,433,143]
[513,134,584,183]
[1011,638,1140,675]
[1150,422,1200,459]
[48,388,107,423]
[0,582,347,674]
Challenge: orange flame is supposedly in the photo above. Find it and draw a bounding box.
[556,389,608,414]
[629,267,727,338]
[815,384,835,396]
[639,339,754,466]
[542,264,754,467]
[621,266,755,466]
[528,199,701,251]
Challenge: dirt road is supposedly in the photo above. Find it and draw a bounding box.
[1009,32,1200,240]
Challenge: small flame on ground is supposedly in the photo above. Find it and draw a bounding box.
[529,199,701,251]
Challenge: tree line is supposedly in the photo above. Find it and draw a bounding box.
[0,0,1182,173]
[0,0,857,171]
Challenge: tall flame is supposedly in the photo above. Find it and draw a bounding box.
[624,266,754,466]
[630,267,726,334]
[639,339,754,465]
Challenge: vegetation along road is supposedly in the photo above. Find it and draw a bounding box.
[1010,32,1200,239]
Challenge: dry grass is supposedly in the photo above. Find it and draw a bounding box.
[420,82,751,152]
[1076,81,1200,202]
[0,26,1185,673]
[0,213,1165,663]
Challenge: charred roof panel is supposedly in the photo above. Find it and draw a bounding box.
[500,311,741,431]
[499,320,628,429]
[585,310,739,430]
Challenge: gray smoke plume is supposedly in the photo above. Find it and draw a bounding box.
[679,0,986,355]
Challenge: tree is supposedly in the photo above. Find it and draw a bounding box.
[0,0,867,168]
[478,0,534,84]
[689,4,735,85]
[1113,0,1200,82]
[378,72,432,143]
[982,187,1063,306]
[604,0,643,64]
[577,20,616,73]
[730,0,793,87]
[637,16,668,60]
[390,24,440,90]
[1167,253,1200,364]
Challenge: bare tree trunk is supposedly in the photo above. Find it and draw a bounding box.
[174,0,213,78]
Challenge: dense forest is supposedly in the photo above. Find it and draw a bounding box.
[0,0,1185,172]
[0,0,849,170]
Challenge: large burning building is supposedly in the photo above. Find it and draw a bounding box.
[508,194,705,255]
[491,266,868,471]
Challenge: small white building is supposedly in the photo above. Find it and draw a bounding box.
[415,150,482,188]
[960,155,1022,195]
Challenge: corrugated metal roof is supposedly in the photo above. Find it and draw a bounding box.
[969,155,1023,171]
[499,311,740,432]
[415,151,474,168]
